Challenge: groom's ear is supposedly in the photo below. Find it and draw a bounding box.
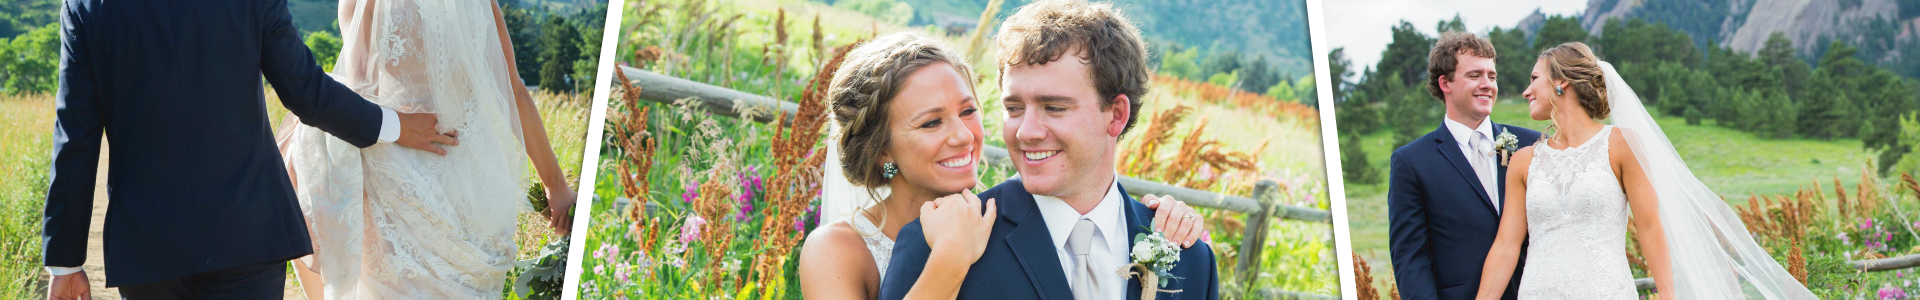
[1106,94,1130,138]
[1436,74,1454,95]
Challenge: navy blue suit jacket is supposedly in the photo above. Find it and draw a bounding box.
[46,0,384,287]
[1387,123,1540,300]
[880,178,1219,300]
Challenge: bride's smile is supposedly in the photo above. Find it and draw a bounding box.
[884,61,985,194]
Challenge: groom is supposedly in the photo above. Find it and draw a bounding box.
[880,1,1218,299]
[1387,31,1540,300]
[45,0,459,299]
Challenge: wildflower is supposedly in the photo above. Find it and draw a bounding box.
[615,263,631,282]
[1878,284,1908,300]
[634,250,653,270]
[680,215,709,242]
[683,184,699,203]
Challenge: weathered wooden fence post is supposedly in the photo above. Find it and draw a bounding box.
[1235,180,1279,293]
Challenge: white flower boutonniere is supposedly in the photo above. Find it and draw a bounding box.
[1494,128,1519,166]
[1121,231,1184,300]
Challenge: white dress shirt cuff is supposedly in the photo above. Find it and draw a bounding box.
[377,107,400,143]
[46,266,81,276]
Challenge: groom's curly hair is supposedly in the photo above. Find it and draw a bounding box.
[1426,31,1498,100]
[993,0,1150,138]
[828,32,977,190]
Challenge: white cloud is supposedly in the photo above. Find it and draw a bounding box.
[1321,0,1588,78]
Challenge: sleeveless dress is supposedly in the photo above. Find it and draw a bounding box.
[1519,126,1637,299]
[849,213,896,280]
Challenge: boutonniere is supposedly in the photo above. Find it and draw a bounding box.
[1120,231,1184,300]
[1494,128,1519,166]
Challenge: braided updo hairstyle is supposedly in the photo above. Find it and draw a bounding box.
[1538,42,1609,119]
[828,32,976,190]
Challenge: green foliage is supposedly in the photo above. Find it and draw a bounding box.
[539,15,583,93]
[0,22,57,95]
[836,0,915,25]
[1592,18,1700,67]
[1105,0,1313,76]
[0,95,54,300]
[1488,26,1533,97]
[1158,47,1204,80]
[0,0,58,38]
[1206,70,1239,89]
[304,31,343,73]
[1339,133,1381,185]
[1530,14,1587,52]
[1264,77,1294,101]
[1891,113,1920,176]
[1375,21,1432,87]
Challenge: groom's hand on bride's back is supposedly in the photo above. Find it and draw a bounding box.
[395,112,461,155]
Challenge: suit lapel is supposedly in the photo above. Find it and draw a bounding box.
[1120,185,1148,300]
[1001,183,1076,300]
[1431,124,1499,215]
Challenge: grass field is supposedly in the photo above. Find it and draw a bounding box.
[0,90,588,299]
[1341,98,1882,289]
[0,93,55,299]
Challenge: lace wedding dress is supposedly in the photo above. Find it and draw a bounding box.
[1518,126,1637,299]
[283,0,529,298]
[848,213,896,280]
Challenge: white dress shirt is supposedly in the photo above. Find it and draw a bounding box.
[1443,116,1501,214]
[46,107,399,276]
[1033,176,1129,300]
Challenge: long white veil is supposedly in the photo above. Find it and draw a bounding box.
[1601,61,1817,299]
[820,121,888,230]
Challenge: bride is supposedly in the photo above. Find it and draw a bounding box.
[797,32,1209,299]
[1475,42,1815,299]
[277,0,577,298]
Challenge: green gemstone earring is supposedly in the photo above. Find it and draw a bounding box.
[882,162,898,179]
[1555,86,1564,95]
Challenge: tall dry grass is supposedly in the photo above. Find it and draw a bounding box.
[0,93,54,299]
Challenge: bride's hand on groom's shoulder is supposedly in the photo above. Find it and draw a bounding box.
[1146,195,1206,248]
[394,112,460,156]
[920,192,998,262]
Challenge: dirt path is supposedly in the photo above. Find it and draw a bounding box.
[77,143,307,299]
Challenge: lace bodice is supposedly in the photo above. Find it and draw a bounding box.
[849,213,896,280]
[1519,126,1636,299]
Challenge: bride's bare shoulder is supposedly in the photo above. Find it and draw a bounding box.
[1607,127,1637,163]
[796,219,878,296]
[799,220,871,265]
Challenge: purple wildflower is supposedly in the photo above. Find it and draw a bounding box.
[680,215,708,242]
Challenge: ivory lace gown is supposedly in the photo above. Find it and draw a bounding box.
[283,0,529,298]
[1519,126,1637,299]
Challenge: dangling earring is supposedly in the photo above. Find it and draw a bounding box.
[882,162,899,179]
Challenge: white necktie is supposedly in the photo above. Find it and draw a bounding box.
[1470,132,1499,213]
[1069,218,1101,300]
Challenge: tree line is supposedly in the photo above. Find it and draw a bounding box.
[1333,15,1920,185]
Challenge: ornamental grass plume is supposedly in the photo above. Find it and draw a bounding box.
[749,40,852,287]
[1121,104,1191,176]
[1788,242,1808,285]
[612,68,661,247]
[690,173,737,283]
[1160,120,1262,190]
[1353,254,1380,300]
